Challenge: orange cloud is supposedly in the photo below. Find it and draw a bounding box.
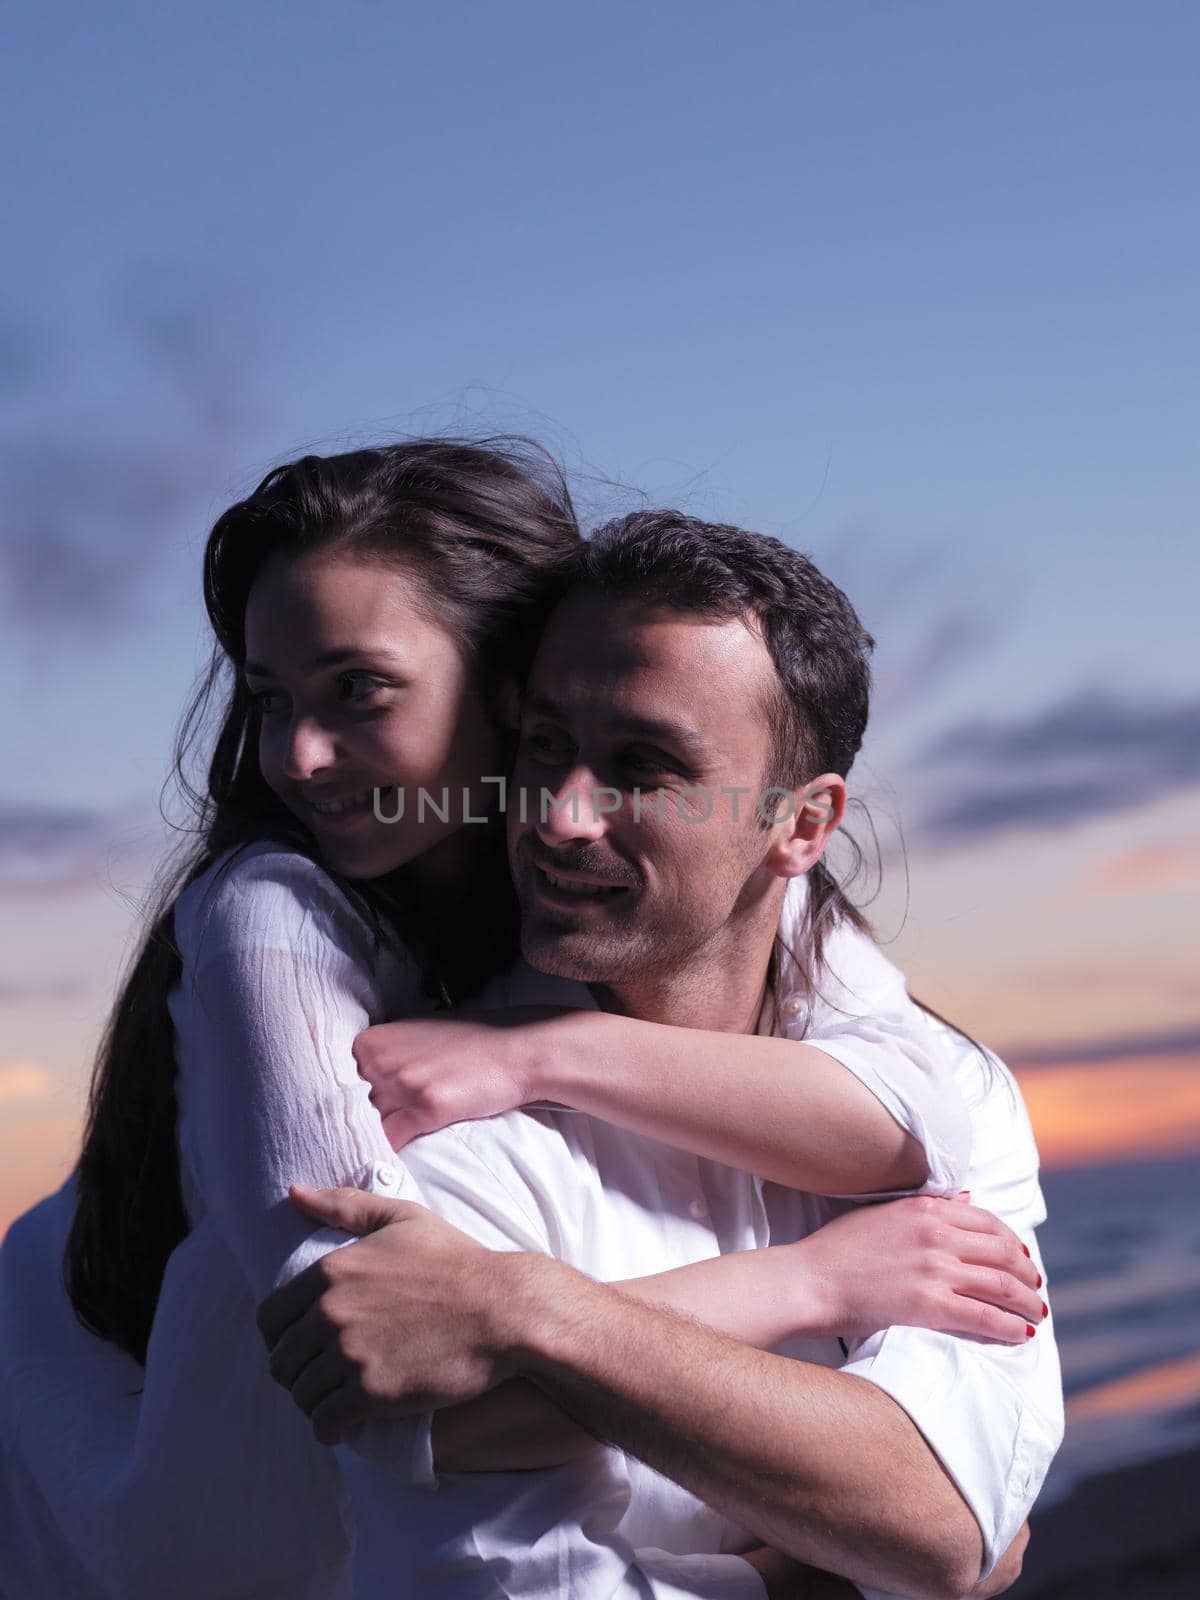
[1081,837,1200,895]
[1067,1349,1200,1424]
[0,1060,57,1106]
[1015,1054,1200,1168]
[0,1062,83,1239]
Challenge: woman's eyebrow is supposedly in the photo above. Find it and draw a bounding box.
[243,647,408,678]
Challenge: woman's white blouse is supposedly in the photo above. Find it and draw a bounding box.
[0,842,1060,1599]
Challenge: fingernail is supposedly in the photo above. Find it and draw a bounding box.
[1022,1244,1031,1258]
[1040,1300,1048,1319]
[1026,1324,1036,1338]
[1036,1271,1042,1288]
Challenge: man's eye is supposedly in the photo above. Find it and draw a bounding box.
[624,750,673,777]
[526,731,572,762]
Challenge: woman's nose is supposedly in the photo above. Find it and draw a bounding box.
[280,715,339,782]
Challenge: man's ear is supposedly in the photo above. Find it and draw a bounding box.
[763,773,847,879]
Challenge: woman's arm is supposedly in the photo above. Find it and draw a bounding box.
[429,1193,1046,1471]
[175,847,430,1301]
[173,847,454,1485]
[357,1006,934,1196]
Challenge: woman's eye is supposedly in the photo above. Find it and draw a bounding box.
[336,670,388,703]
[250,688,286,716]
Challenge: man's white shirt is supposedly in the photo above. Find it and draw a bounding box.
[0,842,1063,1600]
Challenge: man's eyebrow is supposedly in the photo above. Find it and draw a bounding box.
[522,693,717,761]
[243,648,407,678]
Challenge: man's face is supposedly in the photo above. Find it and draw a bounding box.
[507,590,787,986]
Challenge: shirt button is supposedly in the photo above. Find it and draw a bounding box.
[783,995,806,1021]
[374,1163,397,1188]
[689,1197,709,1220]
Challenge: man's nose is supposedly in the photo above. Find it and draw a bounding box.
[280,715,339,782]
[531,766,621,846]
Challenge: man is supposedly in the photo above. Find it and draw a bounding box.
[258,511,1063,1599]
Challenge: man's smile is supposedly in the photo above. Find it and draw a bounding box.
[530,859,632,908]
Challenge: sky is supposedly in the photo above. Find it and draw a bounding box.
[2,0,1199,1230]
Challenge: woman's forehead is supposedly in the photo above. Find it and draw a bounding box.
[243,551,444,663]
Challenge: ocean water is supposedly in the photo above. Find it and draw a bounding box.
[1037,1150,1200,1501]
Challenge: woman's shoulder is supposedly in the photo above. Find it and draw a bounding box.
[172,839,381,973]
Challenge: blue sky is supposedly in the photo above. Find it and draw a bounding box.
[3,1,1200,1218]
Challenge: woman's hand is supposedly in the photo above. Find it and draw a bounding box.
[788,1193,1047,1345]
[353,1008,576,1148]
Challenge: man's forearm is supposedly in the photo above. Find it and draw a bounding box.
[506,1254,982,1600]
[433,1246,803,1470]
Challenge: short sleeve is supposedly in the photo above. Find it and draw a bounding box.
[779,876,972,1196]
[835,1032,1065,1585]
[842,1237,1064,1588]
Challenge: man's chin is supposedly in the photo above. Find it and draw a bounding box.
[518,923,626,984]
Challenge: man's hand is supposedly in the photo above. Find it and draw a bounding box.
[353,1007,570,1148]
[255,1184,526,1443]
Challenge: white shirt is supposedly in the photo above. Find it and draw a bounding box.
[0,842,1062,1599]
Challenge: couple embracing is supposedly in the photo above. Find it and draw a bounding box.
[0,438,1063,1600]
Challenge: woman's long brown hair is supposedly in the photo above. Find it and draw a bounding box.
[65,438,582,1363]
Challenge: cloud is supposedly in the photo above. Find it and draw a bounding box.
[0,801,112,890]
[1008,1022,1200,1070]
[1014,1057,1200,1170]
[925,690,1200,774]
[808,525,1021,725]
[0,1060,57,1107]
[0,798,166,897]
[0,977,85,1004]
[918,689,1200,841]
[1080,838,1200,895]
[1,267,262,632]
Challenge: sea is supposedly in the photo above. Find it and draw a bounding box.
[1037,1149,1200,1505]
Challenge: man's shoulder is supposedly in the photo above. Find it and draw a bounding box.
[405,966,596,1235]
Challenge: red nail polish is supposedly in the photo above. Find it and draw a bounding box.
[1026,1324,1036,1338]
[1021,1244,1030,1258]
[1040,1300,1048,1319]
[1036,1271,1043,1288]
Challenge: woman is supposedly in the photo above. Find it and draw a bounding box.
[0,438,1038,1599]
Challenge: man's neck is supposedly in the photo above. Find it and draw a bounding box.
[587,933,777,1037]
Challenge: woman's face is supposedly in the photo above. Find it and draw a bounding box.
[243,549,503,880]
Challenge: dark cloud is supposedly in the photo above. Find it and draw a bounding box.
[0,799,164,897]
[1,270,259,631]
[1009,1023,1200,1069]
[0,976,86,1004]
[919,690,1200,841]
[872,603,1011,717]
[806,524,1023,724]
[925,690,1200,777]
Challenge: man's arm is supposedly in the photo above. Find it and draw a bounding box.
[259,1189,987,1600]
[510,1255,983,1600]
[431,1194,1045,1471]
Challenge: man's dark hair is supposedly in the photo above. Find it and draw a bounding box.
[575,509,875,793]
[567,508,876,996]
[567,509,991,1068]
